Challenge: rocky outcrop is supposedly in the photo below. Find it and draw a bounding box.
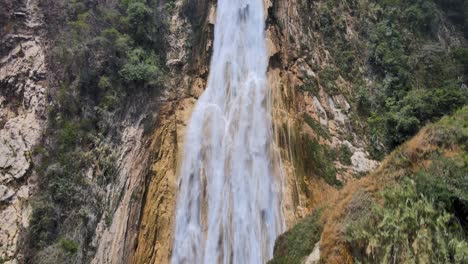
[0,0,47,261]
[265,0,379,227]
[89,114,153,264]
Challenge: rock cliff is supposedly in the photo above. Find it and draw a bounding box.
[0,0,47,261]
[0,0,466,263]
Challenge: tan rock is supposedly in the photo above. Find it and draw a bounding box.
[304,242,320,264]
[0,185,14,202]
[0,0,48,260]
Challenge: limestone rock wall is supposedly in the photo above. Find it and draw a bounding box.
[0,0,48,261]
[265,0,379,227]
[131,0,215,263]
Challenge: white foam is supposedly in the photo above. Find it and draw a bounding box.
[171,1,284,263]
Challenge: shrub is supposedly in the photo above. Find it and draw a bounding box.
[68,11,91,35]
[299,77,319,95]
[100,90,120,110]
[119,48,162,85]
[57,121,80,151]
[454,47,468,75]
[269,209,323,264]
[346,180,468,263]
[59,239,79,254]
[127,2,152,25]
[403,1,438,33]
[339,144,352,165]
[319,65,340,94]
[434,0,468,36]
[383,85,467,148]
[126,2,152,40]
[29,201,58,248]
[98,76,112,91]
[415,157,468,232]
[303,113,331,140]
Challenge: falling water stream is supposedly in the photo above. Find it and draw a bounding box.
[171,0,284,263]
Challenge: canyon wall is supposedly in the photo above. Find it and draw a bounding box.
[1,0,465,263]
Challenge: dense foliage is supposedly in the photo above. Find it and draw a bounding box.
[347,180,468,263]
[364,0,467,153]
[301,0,468,159]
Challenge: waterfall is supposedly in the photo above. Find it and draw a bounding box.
[171,0,284,263]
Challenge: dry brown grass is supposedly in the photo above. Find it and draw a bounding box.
[317,123,463,263]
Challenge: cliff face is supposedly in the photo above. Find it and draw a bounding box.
[0,0,466,263]
[0,0,215,262]
[265,0,467,262]
[0,0,165,262]
[132,0,383,261]
[131,1,215,263]
[265,0,380,224]
[0,0,47,260]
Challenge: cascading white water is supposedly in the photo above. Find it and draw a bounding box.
[171,0,284,263]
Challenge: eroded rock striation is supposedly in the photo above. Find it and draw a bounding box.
[0,0,48,261]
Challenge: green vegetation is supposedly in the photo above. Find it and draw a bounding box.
[434,0,468,37]
[416,157,468,234]
[338,144,352,165]
[299,77,320,95]
[274,108,468,263]
[269,209,323,264]
[345,107,468,263]
[318,65,340,94]
[346,180,468,263]
[363,0,468,152]
[454,47,468,75]
[371,85,467,149]
[119,48,163,84]
[300,0,468,156]
[300,135,340,186]
[29,201,58,249]
[60,239,79,254]
[303,113,331,140]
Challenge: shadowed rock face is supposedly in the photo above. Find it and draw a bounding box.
[0,0,48,261]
